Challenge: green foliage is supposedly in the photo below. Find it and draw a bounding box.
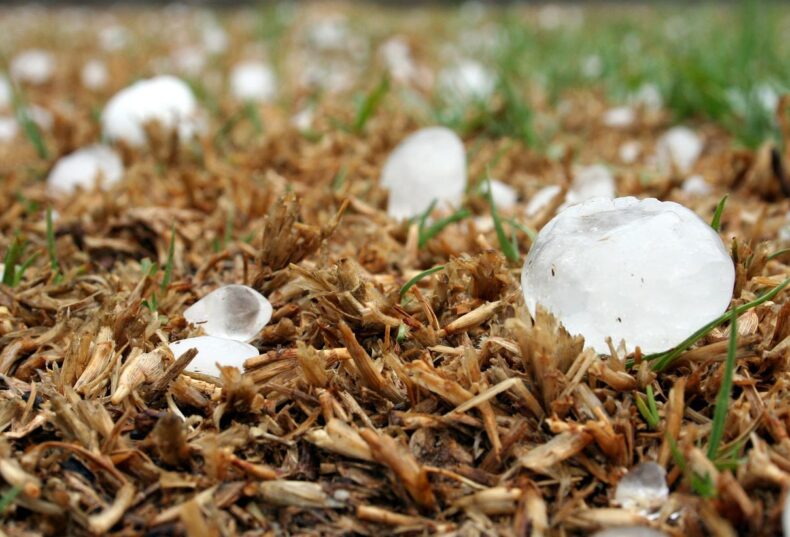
[0,485,21,515]
[707,309,737,461]
[161,226,176,293]
[710,195,727,232]
[400,265,445,300]
[353,76,389,133]
[418,207,471,248]
[46,207,61,282]
[2,234,38,288]
[485,176,519,263]
[636,385,660,430]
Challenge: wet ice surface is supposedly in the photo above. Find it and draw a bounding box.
[381,126,467,220]
[521,197,735,354]
[657,126,702,174]
[46,145,124,195]
[101,75,202,146]
[184,284,273,342]
[592,527,667,537]
[169,336,259,377]
[614,462,669,512]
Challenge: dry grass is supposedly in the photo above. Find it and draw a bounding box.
[1,4,790,537]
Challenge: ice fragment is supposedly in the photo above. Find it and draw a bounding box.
[169,336,258,378]
[184,284,272,342]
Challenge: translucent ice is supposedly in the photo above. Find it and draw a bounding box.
[46,145,124,195]
[521,197,734,354]
[101,75,202,146]
[381,127,467,220]
[438,59,495,102]
[10,49,55,85]
[657,126,702,174]
[184,284,273,342]
[614,462,668,512]
[230,61,277,103]
[169,336,258,377]
[592,528,667,537]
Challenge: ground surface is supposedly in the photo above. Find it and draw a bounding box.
[2,2,790,536]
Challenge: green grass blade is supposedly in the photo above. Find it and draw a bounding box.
[418,208,470,248]
[767,247,790,261]
[353,76,389,133]
[486,176,519,262]
[415,199,438,234]
[2,236,24,286]
[635,393,659,429]
[0,485,22,514]
[710,195,728,232]
[11,85,48,160]
[505,217,537,242]
[14,252,39,287]
[707,308,737,460]
[160,226,176,293]
[400,265,445,299]
[647,277,790,371]
[646,385,659,424]
[46,207,60,278]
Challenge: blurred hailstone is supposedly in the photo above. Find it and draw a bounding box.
[614,462,669,513]
[527,164,615,217]
[0,117,18,142]
[46,145,124,195]
[184,285,273,342]
[681,175,712,197]
[0,76,11,110]
[81,59,109,91]
[380,37,417,85]
[169,336,259,378]
[656,126,702,174]
[10,49,55,85]
[172,47,206,77]
[603,106,635,128]
[482,179,518,210]
[438,59,495,102]
[581,54,603,79]
[619,141,642,164]
[381,126,467,220]
[230,61,277,103]
[101,75,203,146]
[630,82,663,111]
[99,24,129,52]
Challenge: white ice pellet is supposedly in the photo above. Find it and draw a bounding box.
[380,37,416,84]
[184,285,273,343]
[46,145,124,195]
[483,179,518,210]
[172,47,206,76]
[614,462,669,512]
[381,126,467,220]
[656,126,702,174]
[783,491,790,537]
[99,25,129,52]
[10,49,55,85]
[565,165,616,207]
[101,75,202,146]
[619,141,642,164]
[169,336,259,378]
[81,59,109,91]
[681,175,712,197]
[438,59,495,102]
[230,61,277,103]
[603,106,635,128]
[0,117,18,142]
[521,197,734,354]
[630,82,663,111]
[0,76,12,109]
[525,185,562,218]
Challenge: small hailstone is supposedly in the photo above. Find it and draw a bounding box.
[779,212,790,242]
[521,197,735,354]
[169,336,258,378]
[308,15,349,51]
[630,83,663,111]
[525,185,562,218]
[99,25,129,52]
[46,145,124,195]
[0,76,11,109]
[656,126,702,174]
[581,54,603,79]
[25,105,53,131]
[381,126,467,220]
[101,75,202,146]
[184,285,273,343]
[603,106,635,128]
[0,117,18,142]
[482,179,518,210]
[172,47,206,76]
[81,59,109,91]
[783,491,790,537]
[291,107,314,132]
[380,37,416,84]
[681,175,712,197]
[438,59,495,102]
[230,61,277,103]
[756,82,779,113]
[614,462,669,512]
[619,141,642,164]
[10,49,55,85]
[565,165,615,207]
[592,528,668,537]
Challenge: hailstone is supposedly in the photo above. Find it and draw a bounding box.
[184,284,272,342]
[438,59,495,102]
[101,75,202,146]
[381,127,467,220]
[614,462,668,512]
[592,528,667,537]
[10,49,55,85]
[46,145,124,195]
[521,197,734,354]
[656,126,702,174]
[230,61,277,103]
[169,336,259,378]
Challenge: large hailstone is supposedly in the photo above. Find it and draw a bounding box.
[101,75,202,147]
[184,285,273,342]
[46,145,124,195]
[656,126,702,174]
[521,197,734,354]
[169,336,258,377]
[381,127,467,220]
[230,61,277,103]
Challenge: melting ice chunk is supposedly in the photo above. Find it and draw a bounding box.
[521,197,734,354]
[381,126,467,220]
[656,126,702,174]
[46,145,123,195]
[101,75,202,146]
[230,61,277,103]
[169,336,259,377]
[184,284,273,342]
[592,528,667,537]
[614,462,669,512]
